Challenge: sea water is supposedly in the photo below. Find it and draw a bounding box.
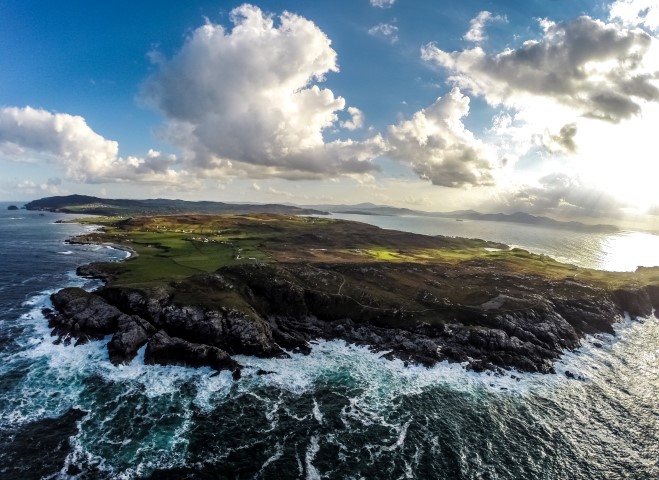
[0,204,657,479]
[330,213,659,272]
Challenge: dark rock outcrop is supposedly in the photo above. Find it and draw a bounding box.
[45,288,123,345]
[48,262,659,375]
[144,330,240,375]
[76,263,114,282]
[47,283,284,374]
[107,315,155,365]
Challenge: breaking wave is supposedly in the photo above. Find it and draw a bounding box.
[0,210,657,478]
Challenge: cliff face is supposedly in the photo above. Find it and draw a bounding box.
[44,263,659,376]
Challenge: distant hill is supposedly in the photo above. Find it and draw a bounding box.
[309,203,433,217]
[444,211,619,233]
[305,203,619,233]
[25,195,328,217]
[25,195,620,233]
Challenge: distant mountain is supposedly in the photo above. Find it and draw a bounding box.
[442,211,619,233]
[25,195,328,217]
[26,195,619,233]
[304,203,619,233]
[307,203,430,217]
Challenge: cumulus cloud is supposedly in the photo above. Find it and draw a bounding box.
[370,0,396,8]
[341,107,365,130]
[0,106,188,185]
[610,0,659,31]
[386,88,497,188]
[464,11,506,44]
[368,23,399,43]
[491,173,628,217]
[110,149,190,185]
[537,123,578,154]
[422,16,659,123]
[143,4,384,180]
[0,106,119,182]
[14,177,65,196]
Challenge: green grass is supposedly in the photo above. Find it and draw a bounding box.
[72,216,275,288]
[68,213,659,303]
[364,247,403,261]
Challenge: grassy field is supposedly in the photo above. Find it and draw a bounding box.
[76,215,274,287]
[74,214,506,287]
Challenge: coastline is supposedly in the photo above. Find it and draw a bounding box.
[41,214,659,377]
[4,210,658,480]
[97,242,138,259]
[60,219,139,260]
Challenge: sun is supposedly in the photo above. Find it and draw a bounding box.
[574,110,659,213]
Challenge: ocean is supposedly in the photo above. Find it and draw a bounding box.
[0,204,657,479]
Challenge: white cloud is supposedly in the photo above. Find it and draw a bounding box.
[403,195,431,206]
[610,0,659,31]
[14,177,65,196]
[143,4,384,180]
[386,88,497,188]
[488,173,629,218]
[485,94,659,213]
[532,123,578,155]
[464,11,506,44]
[341,107,365,130]
[370,0,396,8]
[0,106,188,185]
[423,16,659,123]
[0,106,119,182]
[420,13,659,202]
[368,23,399,43]
[266,186,295,199]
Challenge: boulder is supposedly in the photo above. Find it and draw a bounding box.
[144,330,240,374]
[107,315,155,365]
[49,288,122,339]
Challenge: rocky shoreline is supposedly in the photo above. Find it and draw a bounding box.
[65,236,138,259]
[44,260,659,378]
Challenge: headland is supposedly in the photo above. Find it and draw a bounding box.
[44,213,659,378]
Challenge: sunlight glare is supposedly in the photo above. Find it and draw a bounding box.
[600,231,659,271]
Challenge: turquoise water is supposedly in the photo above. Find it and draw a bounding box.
[0,206,657,478]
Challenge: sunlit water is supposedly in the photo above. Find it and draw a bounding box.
[0,205,657,479]
[331,213,659,272]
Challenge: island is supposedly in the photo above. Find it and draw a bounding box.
[44,213,659,379]
[7,205,18,210]
[25,194,327,217]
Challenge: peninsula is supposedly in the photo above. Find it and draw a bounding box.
[45,213,659,378]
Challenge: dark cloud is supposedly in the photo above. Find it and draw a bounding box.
[493,173,628,217]
[538,122,578,154]
[423,16,659,123]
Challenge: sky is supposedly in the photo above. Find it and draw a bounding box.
[1,0,659,226]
